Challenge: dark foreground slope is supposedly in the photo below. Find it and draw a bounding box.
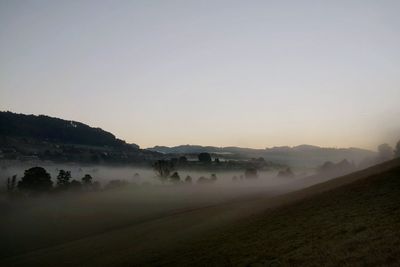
[1,159,400,267]
[169,159,400,267]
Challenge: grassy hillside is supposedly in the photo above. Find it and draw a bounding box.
[1,159,399,266]
[166,159,400,266]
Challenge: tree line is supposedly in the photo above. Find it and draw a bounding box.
[6,166,99,196]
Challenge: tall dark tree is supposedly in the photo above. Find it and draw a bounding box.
[244,168,258,179]
[57,170,71,188]
[82,174,93,185]
[277,167,295,178]
[153,160,174,179]
[80,174,94,191]
[395,140,400,158]
[198,152,212,163]
[197,176,216,184]
[170,172,181,183]
[6,175,17,195]
[17,167,53,193]
[11,175,16,190]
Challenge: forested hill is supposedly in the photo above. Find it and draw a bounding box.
[0,111,127,147]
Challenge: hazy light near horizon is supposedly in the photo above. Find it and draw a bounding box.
[1,0,399,150]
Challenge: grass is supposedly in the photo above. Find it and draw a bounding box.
[162,164,400,266]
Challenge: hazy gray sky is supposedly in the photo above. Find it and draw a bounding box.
[1,0,399,149]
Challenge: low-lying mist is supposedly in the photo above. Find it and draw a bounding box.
[0,162,338,259]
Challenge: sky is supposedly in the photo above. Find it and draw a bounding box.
[1,0,399,150]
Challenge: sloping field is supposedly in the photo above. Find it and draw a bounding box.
[166,159,400,267]
[1,158,400,266]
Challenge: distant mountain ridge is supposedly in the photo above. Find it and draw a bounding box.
[147,144,374,155]
[0,111,377,167]
[147,144,376,167]
[148,144,273,154]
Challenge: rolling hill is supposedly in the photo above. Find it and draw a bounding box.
[0,111,127,147]
[0,111,160,163]
[1,158,399,266]
[147,144,376,168]
[0,111,377,166]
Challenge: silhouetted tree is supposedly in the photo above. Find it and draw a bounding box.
[336,159,355,171]
[277,167,294,178]
[318,159,355,176]
[198,153,212,163]
[170,172,180,183]
[6,175,17,193]
[57,170,71,188]
[197,175,216,184]
[11,175,16,189]
[81,174,93,190]
[82,174,93,185]
[153,160,174,179]
[17,167,53,193]
[319,161,334,173]
[185,175,192,183]
[244,168,258,179]
[395,140,400,158]
[214,158,220,163]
